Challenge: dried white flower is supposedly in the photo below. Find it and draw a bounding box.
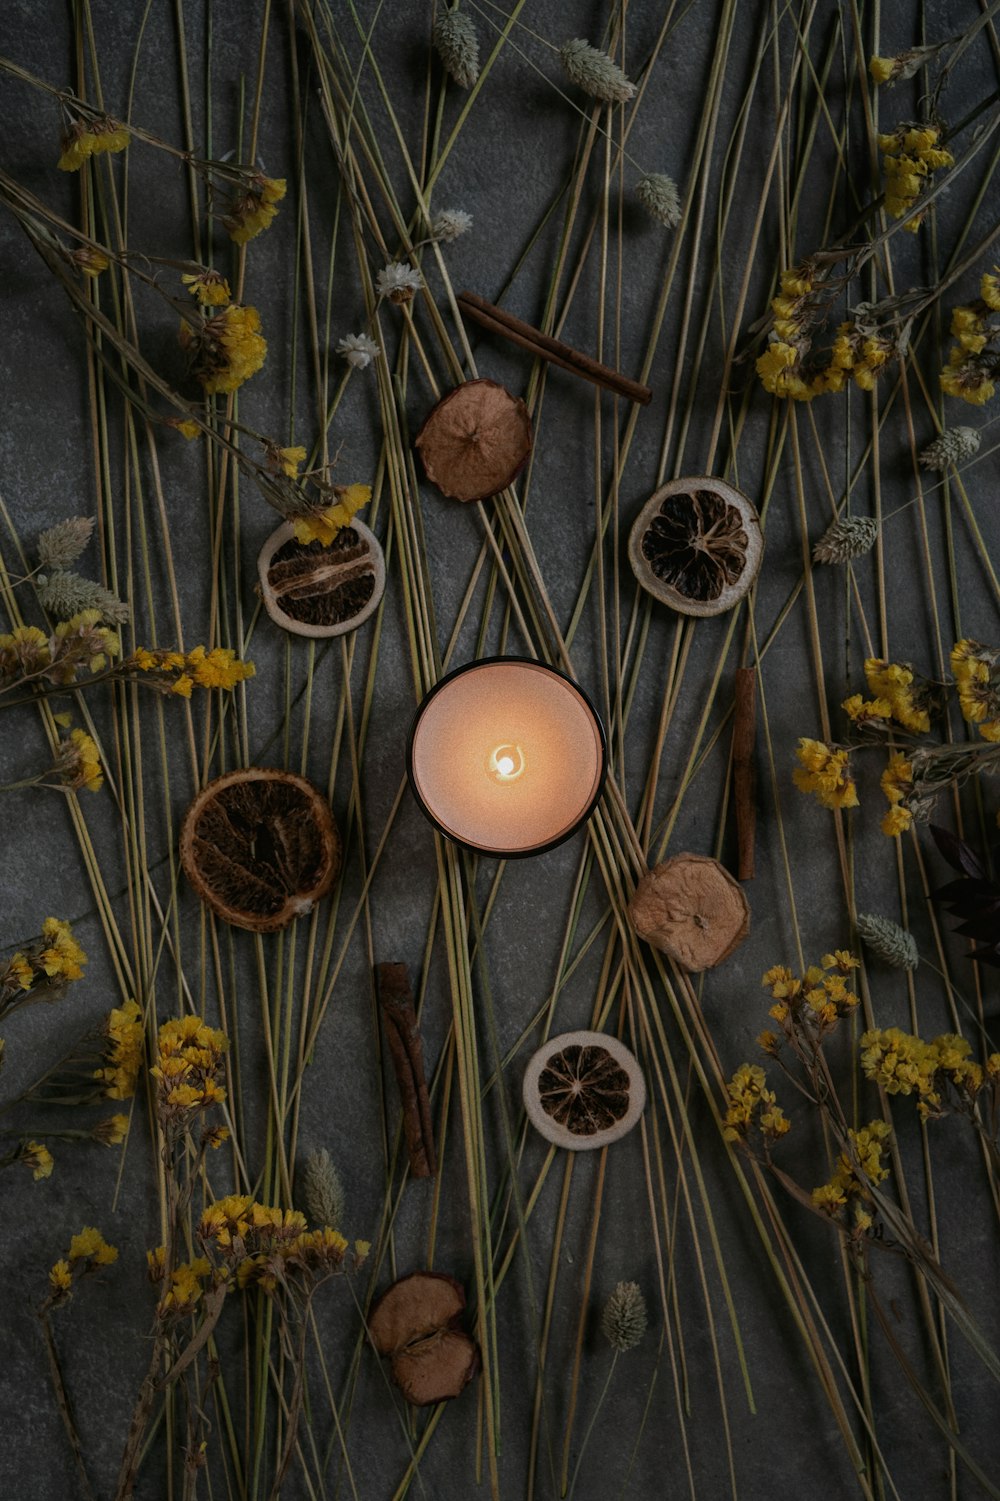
[336,332,381,370]
[857,912,919,971]
[559,38,635,104]
[434,9,480,89]
[812,515,879,565]
[37,516,95,570]
[601,1281,647,1352]
[636,172,681,228]
[431,207,472,243]
[376,261,424,305]
[37,571,130,623]
[919,426,980,471]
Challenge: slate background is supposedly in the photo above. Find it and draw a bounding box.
[1,2,999,1498]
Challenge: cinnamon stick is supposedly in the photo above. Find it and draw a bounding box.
[733,667,757,881]
[376,963,436,1179]
[456,290,653,406]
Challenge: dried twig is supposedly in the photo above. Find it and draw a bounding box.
[376,963,436,1179]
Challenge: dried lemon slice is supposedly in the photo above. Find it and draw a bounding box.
[258,520,385,638]
[415,378,532,502]
[180,768,341,932]
[628,476,763,617]
[523,1030,646,1151]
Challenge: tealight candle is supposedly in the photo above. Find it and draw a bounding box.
[406,658,607,857]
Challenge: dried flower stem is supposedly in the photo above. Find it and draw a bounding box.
[376,963,436,1179]
[732,667,757,880]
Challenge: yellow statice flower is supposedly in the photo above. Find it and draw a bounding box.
[49,1259,73,1293]
[180,304,267,395]
[951,639,1000,738]
[763,954,859,1035]
[56,729,104,793]
[291,483,372,546]
[22,1141,54,1180]
[878,124,952,227]
[0,625,51,679]
[3,952,35,992]
[39,918,87,982]
[71,247,110,277]
[157,1256,213,1315]
[863,658,930,732]
[224,174,287,244]
[181,269,230,306]
[68,1226,118,1264]
[52,610,121,679]
[57,116,130,172]
[721,1062,790,1143]
[869,56,896,84]
[125,644,254,696]
[842,693,892,725]
[756,340,814,401]
[792,738,859,810]
[811,1119,891,1216]
[92,1113,129,1146]
[95,998,144,1099]
[151,1014,228,1123]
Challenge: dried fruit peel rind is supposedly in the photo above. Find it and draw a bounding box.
[180,768,341,932]
[628,476,763,617]
[368,1271,479,1406]
[628,852,750,971]
[258,520,385,638]
[415,378,533,502]
[522,1029,646,1151]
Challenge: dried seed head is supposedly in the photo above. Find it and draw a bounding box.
[918,426,980,471]
[430,207,473,243]
[601,1281,647,1352]
[37,571,130,624]
[812,515,878,565]
[559,38,635,104]
[37,516,95,570]
[857,912,919,970]
[434,10,480,89]
[301,1148,346,1229]
[636,173,681,228]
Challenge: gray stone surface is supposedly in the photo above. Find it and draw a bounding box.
[0,2,999,1498]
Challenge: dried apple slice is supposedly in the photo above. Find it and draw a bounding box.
[628,476,763,617]
[180,768,341,932]
[368,1271,479,1406]
[628,853,750,971]
[522,1030,646,1152]
[414,378,532,502]
[258,520,385,638]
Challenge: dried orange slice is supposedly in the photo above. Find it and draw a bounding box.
[180,768,341,932]
[258,520,385,638]
[628,476,763,617]
[415,378,532,502]
[522,1030,646,1151]
[368,1271,479,1406]
[629,853,750,971]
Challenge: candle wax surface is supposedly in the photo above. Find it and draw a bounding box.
[410,662,604,854]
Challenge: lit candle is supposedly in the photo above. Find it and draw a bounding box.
[406,658,607,857]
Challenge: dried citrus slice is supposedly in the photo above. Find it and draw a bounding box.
[180,768,341,932]
[368,1271,479,1406]
[628,853,750,971]
[258,520,385,638]
[628,476,763,617]
[522,1030,646,1151]
[415,378,532,502]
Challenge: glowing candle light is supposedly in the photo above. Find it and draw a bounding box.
[406,658,607,857]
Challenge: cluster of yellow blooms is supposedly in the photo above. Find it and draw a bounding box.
[756,266,900,402]
[145,1248,215,1317]
[792,739,858,810]
[48,1226,118,1302]
[94,998,144,1099]
[952,639,1000,740]
[721,1063,790,1144]
[877,124,952,229]
[20,1140,54,1180]
[54,729,104,793]
[129,644,255,698]
[854,657,932,734]
[1,918,87,1003]
[192,1194,370,1297]
[262,442,308,479]
[811,1120,891,1230]
[181,268,231,306]
[860,1026,1000,1119]
[761,952,861,1038]
[179,302,267,396]
[0,612,120,688]
[56,115,130,172]
[939,272,1000,405]
[151,1015,228,1124]
[223,174,287,244]
[879,752,915,836]
[291,483,372,546]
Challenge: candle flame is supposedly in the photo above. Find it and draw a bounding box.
[487,742,525,783]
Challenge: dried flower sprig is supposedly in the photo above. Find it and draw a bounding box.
[430,207,473,242]
[939,273,1000,405]
[559,38,635,104]
[0,1138,55,1180]
[636,172,681,228]
[878,124,953,229]
[336,332,380,369]
[856,913,919,970]
[301,1148,346,1230]
[376,261,424,304]
[919,425,980,469]
[222,173,286,244]
[812,514,879,564]
[179,303,267,395]
[36,572,129,625]
[0,919,87,1022]
[37,517,94,571]
[433,9,480,89]
[56,115,129,172]
[44,1228,117,1308]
